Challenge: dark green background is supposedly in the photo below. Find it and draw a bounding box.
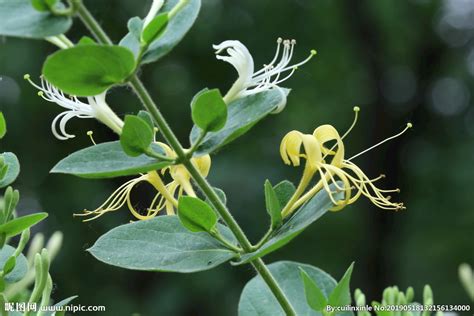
[1,0,473,315]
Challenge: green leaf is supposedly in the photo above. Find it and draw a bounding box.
[205,187,227,209]
[0,153,20,188]
[273,180,296,208]
[0,0,71,39]
[178,196,217,233]
[191,89,228,132]
[233,184,340,265]
[137,110,155,129]
[51,141,171,179]
[88,216,237,273]
[119,0,201,64]
[42,45,136,96]
[120,115,154,157]
[3,256,16,275]
[45,0,57,8]
[77,36,97,46]
[264,180,282,229]
[43,296,78,316]
[31,0,58,11]
[119,17,143,58]
[1,187,19,224]
[0,213,48,237]
[0,245,28,283]
[239,261,351,316]
[213,187,227,205]
[328,263,354,308]
[54,295,78,307]
[300,268,328,312]
[141,13,169,44]
[0,112,6,139]
[190,89,289,155]
[31,0,48,11]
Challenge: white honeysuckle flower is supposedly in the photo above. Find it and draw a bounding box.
[213,38,316,113]
[24,75,124,140]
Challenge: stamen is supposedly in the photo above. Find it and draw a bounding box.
[348,123,413,161]
[87,130,96,145]
[275,49,316,74]
[341,106,360,140]
[73,176,147,221]
[323,106,360,160]
[252,40,316,86]
[153,127,159,142]
[273,67,297,85]
[253,38,283,77]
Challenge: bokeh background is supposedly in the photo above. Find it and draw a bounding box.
[1,0,474,315]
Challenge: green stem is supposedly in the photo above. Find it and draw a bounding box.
[73,2,296,315]
[253,227,273,250]
[73,0,113,45]
[210,229,242,253]
[49,0,77,16]
[182,159,254,251]
[136,43,149,66]
[144,147,175,161]
[0,294,8,316]
[187,129,207,157]
[136,93,297,316]
[253,258,297,315]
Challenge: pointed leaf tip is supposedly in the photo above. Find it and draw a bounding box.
[328,262,354,307]
[300,267,328,311]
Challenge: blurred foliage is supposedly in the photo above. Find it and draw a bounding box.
[0,0,473,315]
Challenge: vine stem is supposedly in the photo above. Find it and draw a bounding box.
[73,1,296,314]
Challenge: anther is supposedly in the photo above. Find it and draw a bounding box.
[23,74,30,80]
[353,106,360,112]
[291,39,296,45]
[397,204,406,211]
[37,91,44,97]
[407,122,413,128]
[277,37,283,43]
[310,49,317,55]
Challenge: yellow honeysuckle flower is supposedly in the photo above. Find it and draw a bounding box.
[75,143,212,221]
[279,107,411,218]
[280,130,321,169]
